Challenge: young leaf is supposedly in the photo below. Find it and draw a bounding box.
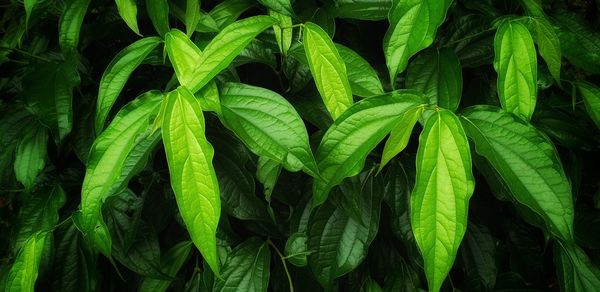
[380,106,423,170]
[384,0,452,88]
[180,15,277,93]
[14,124,47,190]
[185,0,200,36]
[554,242,600,292]
[145,0,169,36]
[303,22,353,120]
[139,241,193,292]
[258,0,293,16]
[95,37,162,133]
[219,82,319,177]
[59,0,91,56]
[115,0,140,35]
[494,20,538,120]
[213,238,271,291]
[406,48,462,111]
[270,9,293,56]
[411,109,475,292]
[576,81,600,129]
[162,86,221,275]
[80,91,163,257]
[335,43,384,98]
[165,29,202,88]
[333,0,392,21]
[313,91,425,206]
[461,106,574,241]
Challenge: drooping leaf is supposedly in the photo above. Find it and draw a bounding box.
[95,37,162,133]
[185,0,200,36]
[493,20,538,120]
[528,17,561,84]
[14,124,47,190]
[219,82,319,177]
[270,9,293,56]
[139,241,193,292]
[551,10,600,75]
[59,0,91,56]
[161,86,221,275]
[554,242,600,292]
[406,48,462,111]
[333,0,392,21]
[459,222,498,290]
[383,0,452,88]
[577,81,600,129]
[80,91,163,257]
[411,109,475,292]
[335,43,384,98]
[303,22,353,120]
[213,238,271,291]
[115,0,140,34]
[258,0,293,16]
[379,106,423,170]
[52,221,96,292]
[145,0,169,36]
[460,106,574,241]
[313,91,425,206]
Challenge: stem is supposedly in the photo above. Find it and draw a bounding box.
[267,239,294,292]
[0,46,55,63]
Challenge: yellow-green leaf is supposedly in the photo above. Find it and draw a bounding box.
[379,106,423,171]
[115,0,140,35]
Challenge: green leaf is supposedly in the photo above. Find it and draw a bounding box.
[258,0,293,16]
[162,86,221,275]
[185,0,200,36]
[213,238,271,292]
[308,175,383,289]
[406,48,462,111]
[23,0,39,28]
[219,82,319,177]
[164,29,202,88]
[14,124,47,190]
[52,221,96,292]
[270,9,293,56]
[196,80,221,114]
[59,0,91,56]
[379,106,423,170]
[257,156,281,202]
[115,0,140,35]
[139,241,193,292]
[313,91,425,206]
[303,22,353,120]
[80,91,163,257]
[459,222,498,290]
[460,106,574,241]
[209,0,256,29]
[333,0,392,21]
[531,17,561,84]
[551,11,600,75]
[493,20,538,121]
[145,0,169,36]
[5,233,48,292]
[284,232,308,267]
[95,37,162,134]
[411,109,475,292]
[335,43,384,98]
[384,0,452,88]
[554,242,600,292]
[577,81,600,129]
[169,16,277,93]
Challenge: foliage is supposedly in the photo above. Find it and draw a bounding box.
[1,0,600,291]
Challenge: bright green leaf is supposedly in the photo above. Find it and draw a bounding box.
[115,0,140,34]
[59,0,91,56]
[5,233,48,292]
[14,124,47,190]
[209,0,256,29]
[379,106,423,170]
[213,238,271,291]
[335,43,384,98]
[270,9,293,56]
[162,86,221,275]
[258,0,293,16]
[577,81,600,129]
[165,29,202,88]
[185,0,200,36]
[145,0,169,36]
[303,22,353,120]
[532,18,561,84]
[411,109,475,292]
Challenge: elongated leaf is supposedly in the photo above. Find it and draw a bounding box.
[554,242,600,292]
[380,106,422,170]
[185,0,200,36]
[179,16,277,93]
[406,48,462,111]
[80,91,163,257]
[460,222,497,290]
[213,238,271,291]
[335,44,384,98]
[14,124,47,190]
[303,22,353,120]
[165,29,202,88]
[258,0,293,16]
[494,20,538,120]
[384,0,452,88]
[308,175,383,289]
[577,81,600,129]
[313,91,425,206]
[5,233,48,292]
[24,0,39,28]
[531,17,561,84]
[219,82,318,177]
[411,109,475,292]
[551,11,600,74]
[115,0,140,34]
[140,241,193,292]
[270,10,292,56]
[162,86,221,274]
[59,0,91,56]
[52,222,96,292]
[460,106,574,241]
[95,37,162,133]
[333,0,392,21]
[145,0,169,36]
[209,0,255,29]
